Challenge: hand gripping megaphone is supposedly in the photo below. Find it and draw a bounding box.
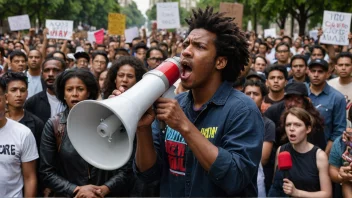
[67,57,181,170]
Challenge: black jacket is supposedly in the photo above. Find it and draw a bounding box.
[24,90,51,124]
[39,109,130,197]
[19,110,44,147]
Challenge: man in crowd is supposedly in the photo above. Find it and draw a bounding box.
[328,52,352,126]
[0,76,38,197]
[288,54,309,84]
[133,7,264,197]
[74,51,90,69]
[274,42,291,68]
[146,47,167,70]
[25,57,66,124]
[26,49,45,98]
[9,50,27,72]
[262,66,287,112]
[90,51,108,79]
[308,58,346,154]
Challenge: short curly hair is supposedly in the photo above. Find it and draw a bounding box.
[103,56,147,99]
[185,7,249,82]
[54,68,99,108]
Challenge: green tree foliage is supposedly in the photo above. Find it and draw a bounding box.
[0,0,120,29]
[121,1,146,28]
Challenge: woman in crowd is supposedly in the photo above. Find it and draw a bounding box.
[103,56,147,99]
[40,68,130,197]
[268,107,331,197]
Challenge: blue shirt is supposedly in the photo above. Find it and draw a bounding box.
[328,136,345,168]
[308,83,346,142]
[134,81,264,197]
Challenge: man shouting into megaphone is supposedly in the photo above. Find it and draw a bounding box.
[116,7,264,197]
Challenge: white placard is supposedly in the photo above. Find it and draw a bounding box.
[264,28,276,38]
[309,30,318,41]
[87,31,97,44]
[157,2,180,29]
[125,27,139,43]
[46,20,74,40]
[321,10,352,45]
[8,15,31,31]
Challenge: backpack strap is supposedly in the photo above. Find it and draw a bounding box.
[50,113,66,152]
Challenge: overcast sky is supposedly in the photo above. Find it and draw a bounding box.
[134,0,150,17]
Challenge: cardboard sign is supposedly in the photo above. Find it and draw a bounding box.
[219,2,244,29]
[8,15,31,31]
[264,28,276,38]
[108,13,126,35]
[321,10,352,45]
[46,20,73,40]
[157,2,181,29]
[309,30,318,41]
[125,27,139,43]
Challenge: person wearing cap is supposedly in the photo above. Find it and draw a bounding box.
[308,58,346,155]
[265,82,326,149]
[66,53,76,69]
[74,51,90,69]
[261,66,288,113]
[246,70,266,83]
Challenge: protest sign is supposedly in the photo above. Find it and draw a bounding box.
[157,2,181,29]
[125,27,139,43]
[46,20,73,40]
[309,30,318,41]
[264,28,276,38]
[219,2,244,29]
[108,13,126,35]
[321,10,352,45]
[94,29,104,44]
[8,15,31,31]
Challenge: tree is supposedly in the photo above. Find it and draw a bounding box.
[0,0,120,30]
[121,1,145,28]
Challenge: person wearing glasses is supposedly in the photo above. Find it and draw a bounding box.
[275,42,291,70]
[90,51,108,79]
[146,47,167,70]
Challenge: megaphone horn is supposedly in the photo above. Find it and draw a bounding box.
[67,57,181,170]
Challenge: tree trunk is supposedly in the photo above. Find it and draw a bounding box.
[254,10,257,33]
[297,15,307,36]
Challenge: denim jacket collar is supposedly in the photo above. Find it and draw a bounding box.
[179,81,234,108]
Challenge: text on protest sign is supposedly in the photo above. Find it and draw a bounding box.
[108,13,126,35]
[8,15,31,31]
[321,10,352,46]
[157,2,181,29]
[46,20,73,40]
[219,2,244,29]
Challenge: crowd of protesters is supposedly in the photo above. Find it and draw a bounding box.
[0,6,352,198]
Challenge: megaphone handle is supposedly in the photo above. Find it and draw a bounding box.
[153,103,167,133]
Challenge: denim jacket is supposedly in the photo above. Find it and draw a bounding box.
[134,81,264,197]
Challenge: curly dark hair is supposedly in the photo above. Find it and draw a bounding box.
[54,68,99,108]
[185,6,249,82]
[1,71,28,90]
[103,56,147,99]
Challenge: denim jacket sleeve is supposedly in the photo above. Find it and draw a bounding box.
[133,119,163,183]
[39,119,77,197]
[331,96,346,141]
[208,108,264,195]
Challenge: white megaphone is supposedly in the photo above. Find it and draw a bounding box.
[67,57,181,170]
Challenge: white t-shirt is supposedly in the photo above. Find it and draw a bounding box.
[0,119,38,197]
[46,92,64,117]
[26,73,43,99]
[328,77,352,126]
